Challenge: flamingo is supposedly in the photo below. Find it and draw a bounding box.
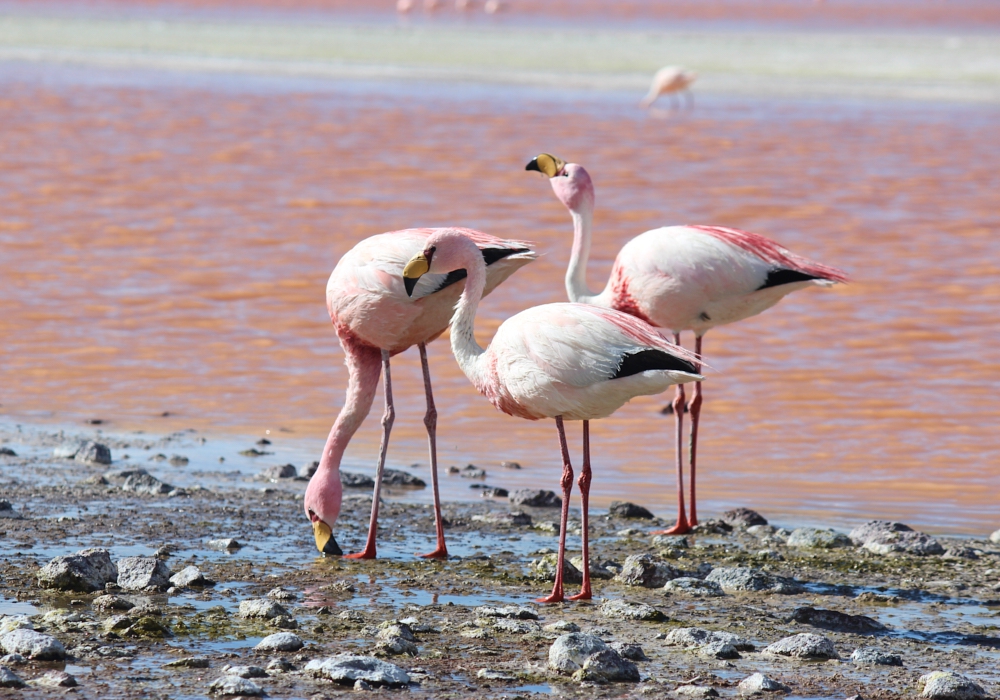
[640,66,698,110]
[401,229,703,602]
[304,227,535,560]
[525,153,847,535]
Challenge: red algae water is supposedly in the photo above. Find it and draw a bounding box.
[1,42,999,533]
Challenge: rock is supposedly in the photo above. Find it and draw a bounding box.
[790,607,886,633]
[239,448,270,457]
[457,464,486,479]
[0,666,25,688]
[301,461,319,478]
[168,454,189,466]
[786,527,851,549]
[501,461,521,469]
[746,524,777,538]
[652,534,689,548]
[117,556,171,590]
[0,618,31,635]
[76,441,112,465]
[124,616,170,638]
[510,489,562,508]
[699,640,740,659]
[472,510,532,526]
[738,672,791,694]
[573,648,640,683]
[990,529,1000,545]
[266,659,294,673]
[381,469,425,487]
[849,520,944,556]
[0,447,16,457]
[477,668,518,681]
[850,647,902,666]
[34,670,77,688]
[222,665,267,678]
[340,471,375,487]
[37,547,117,592]
[664,577,725,597]
[919,671,987,699]
[0,654,25,665]
[705,566,803,594]
[54,442,84,459]
[600,600,666,622]
[763,633,837,660]
[239,599,288,620]
[92,594,137,611]
[0,500,22,519]
[208,675,264,696]
[0,629,66,660]
[260,463,297,480]
[543,621,580,634]
[267,587,296,600]
[254,632,304,653]
[474,605,538,620]
[609,642,647,661]
[675,685,720,698]
[608,501,654,519]
[269,615,297,629]
[164,657,211,668]
[479,487,509,498]
[490,618,540,635]
[207,538,242,551]
[616,554,681,588]
[375,622,418,656]
[721,508,768,528]
[570,556,615,580]
[692,518,733,534]
[122,472,174,495]
[169,565,214,588]
[855,591,899,604]
[548,633,608,672]
[530,554,583,583]
[943,546,979,560]
[305,655,410,687]
[665,627,754,651]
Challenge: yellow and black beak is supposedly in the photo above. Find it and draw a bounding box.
[402,252,431,297]
[312,519,342,556]
[525,153,567,178]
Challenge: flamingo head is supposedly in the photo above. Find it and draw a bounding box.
[303,469,343,556]
[525,153,594,214]
[402,228,482,295]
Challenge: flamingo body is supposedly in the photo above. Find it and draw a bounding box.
[641,66,698,108]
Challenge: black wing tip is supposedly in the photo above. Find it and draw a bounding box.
[613,348,699,380]
[757,268,824,291]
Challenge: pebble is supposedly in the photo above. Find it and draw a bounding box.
[477,668,517,681]
[267,587,296,600]
[500,461,521,469]
[33,670,77,688]
[122,472,174,495]
[479,487,509,498]
[569,556,615,580]
[651,534,689,548]
[616,554,681,588]
[168,454,189,466]
[600,599,666,622]
[692,518,734,534]
[0,666,25,688]
[117,556,172,590]
[474,604,539,620]
[990,528,1000,545]
[340,471,375,488]
[0,629,66,660]
[222,665,267,678]
[37,547,118,592]
[665,627,755,651]
[471,511,532,526]
[699,640,740,659]
[76,441,113,465]
[169,565,214,588]
[164,657,211,668]
[663,577,725,597]
[548,633,608,672]
[0,500,22,520]
[239,599,289,620]
[509,489,562,508]
[530,554,583,583]
[92,594,137,611]
[786,527,852,549]
[266,659,294,673]
[260,464,297,480]
[849,520,944,556]
[705,566,803,594]
[721,507,768,528]
[763,633,838,660]
[254,632,304,653]
[790,607,886,633]
[675,685,719,698]
[617,527,644,537]
[543,620,580,634]
[608,501,654,519]
[207,538,243,551]
[208,675,265,696]
[380,469,425,487]
[850,647,902,666]
[305,655,410,687]
[738,672,791,694]
[919,671,988,699]
[457,464,486,479]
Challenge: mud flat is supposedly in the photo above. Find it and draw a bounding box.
[1,427,999,698]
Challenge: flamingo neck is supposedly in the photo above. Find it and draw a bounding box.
[449,246,489,390]
[566,198,606,305]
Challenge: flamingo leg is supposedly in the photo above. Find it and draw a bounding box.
[652,332,691,535]
[538,415,574,604]
[688,335,703,527]
[416,342,448,559]
[567,420,592,601]
[345,349,394,560]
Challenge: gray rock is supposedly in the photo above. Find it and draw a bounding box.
[849,520,914,545]
[0,500,22,519]
[207,538,242,551]
[600,599,666,622]
[269,614,297,629]
[341,471,375,488]
[266,659,294,673]
[208,675,264,696]
[267,586,296,600]
[168,454,189,466]
[501,460,521,469]
[675,685,720,698]
[477,668,518,681]
[548,633,608,672]
[375,622,418,656]
[260,463,297,480]
[254,632,304,653]
[763,633,837,660]
[122,472,174,495]
[381,469,425,487]
[652,534,689,548]
[721,507,768,528]
[664,577,725,597]
[0,666,25,688]
[491,618,540,635]
[238,599,288,620]
[849,520,944,556]
[169,565,214,588]
[117,556,171,590]
[573,648,640,683]
[942,546,979,560]
[616,554,681,587]
[990,529,1000,545]
[0,629,66,660]
[543,620,580,634]
[608,501,654,519]
[0,654,25,665]
[37,547,117,592]
[919,671,987,699]
[786,527,851,549]
[530,554,583,583]
[746,524,777,538]
[474,605,538,620]
[510,489,562,508]
[0,618,31,635]
[705,566,803,594]
[164,657,210,668]
[570,556,615,580]
[790,607,886,633]
[458,464,486,479]
[305,654,410,687]
[700,640,740,659]
[76,441,112,465]
[92,594,137,611]
[472,511,532,526]
[738,672,791,694]
[53,442,84,459]
[222,665,266,678]
[300,461,319,478]
[34,670,77,688]
[610,642,647,661]
[479,487,509,498]
[850,647,902,666]
[665,627,754,651]
[0,447,17,457]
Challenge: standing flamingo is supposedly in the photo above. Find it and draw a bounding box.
[640,66,698,110]
[525,153,847,534]
[401,229,703,602]
[304,227,535,560]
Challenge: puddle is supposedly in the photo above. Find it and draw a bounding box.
[510,684,554,695]
[0,597,41,616]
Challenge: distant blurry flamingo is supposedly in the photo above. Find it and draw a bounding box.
[304,228,535,560]
[397,0,414,13]
[484,0,502,14]
[402,229,702,602]
[641,66,698,110]
[526,153,847,534]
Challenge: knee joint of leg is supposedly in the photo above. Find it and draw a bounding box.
[560,469,574,490]
[423,407,437,429]
[382,406,395,427]
[688,393,703,413]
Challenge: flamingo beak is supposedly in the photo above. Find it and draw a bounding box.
[402,253,430,297]
[312,519,342,556]
[525,153,566,178]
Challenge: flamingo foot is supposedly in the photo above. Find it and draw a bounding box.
[536,592,565,604]
[650,520,692,536]
[343,548,376,560]
[417,546,448,559]
[567,588,592,601]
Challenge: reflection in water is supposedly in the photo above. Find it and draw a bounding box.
[0,69,998,534]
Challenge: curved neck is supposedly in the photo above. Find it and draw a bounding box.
[449,247,489,389]
[565,197,605,305]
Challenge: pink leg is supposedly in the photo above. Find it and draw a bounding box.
[652,332,691,536]
[568,420,592,601]
[416,343,448,559]
[345,349,394,560]
[688,335,703,527]
[538,415,573,604]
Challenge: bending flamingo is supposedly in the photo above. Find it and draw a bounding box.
[401,229,702,602]
[526,153,847,534]
[304,227,535,560]
[641,66,697,110]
